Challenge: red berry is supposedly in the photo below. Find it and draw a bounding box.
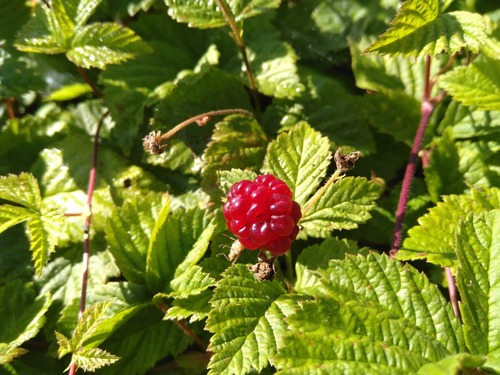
[223,174,301,256]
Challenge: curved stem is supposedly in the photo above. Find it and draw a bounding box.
[302,169,343,217]
[3,97,16,119]
[390,56,435,257]
[214,0,260,111]
[445,267,461,318]
[69,110,109,375]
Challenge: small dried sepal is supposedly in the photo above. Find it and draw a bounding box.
[334,148,360,172]
[143,131,165,155]
[248,251,276,281]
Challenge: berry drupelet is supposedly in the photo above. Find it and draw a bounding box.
[223,174,301,256]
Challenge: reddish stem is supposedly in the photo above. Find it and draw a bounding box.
[76,65,103,98]
[68,110,109,375]
[390,56,435,257]
[445,267,461,318]
[3,97,16,119]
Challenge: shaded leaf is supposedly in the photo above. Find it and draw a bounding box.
[163,288,212,323]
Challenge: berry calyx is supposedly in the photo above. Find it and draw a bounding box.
[223,174,302,256]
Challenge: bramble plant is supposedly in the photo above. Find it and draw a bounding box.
[0,0,499,374]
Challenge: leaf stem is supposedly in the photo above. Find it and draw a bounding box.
[3,97,16,119]
[76,65,103,98]
[69,110,109,375]
[301,169,343,218]
[390,56,435,257]
[214,0,261,111]
[445,267,461,318]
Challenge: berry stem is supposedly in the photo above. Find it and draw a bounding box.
[214,0,261,111]
[445,267,461,318]
[301,169,343,217]
[284,250,294,281]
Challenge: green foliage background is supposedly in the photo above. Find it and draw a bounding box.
[0,0,499,374]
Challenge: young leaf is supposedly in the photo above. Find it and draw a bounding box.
[163,288,212,323]
[262,122,330,206]
[275,253,465,373]
[0,344,28,364]
[438,55,500,111]
[168,265,215,298]
[398,187,500,267]
[71,347,120,372]
[206,264,302,375]
[456,210,500,358]
[71,301,114,349]
[67,23,152,69]
[364,0,486,57]
[300,177,382,238]
[165,0,280,29]
[0,173,41,210]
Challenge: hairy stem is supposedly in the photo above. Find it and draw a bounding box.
[214,0,260,111]
[68,110,109,375]
[390,56,434,257]
[445,267,461,318]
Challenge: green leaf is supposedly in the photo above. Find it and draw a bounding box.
[300,177,382,238]
[243,15,304,99]
[27,211,62,274]
[71,301,114,349]
[165,0,280,29]
[416,353,486,375]
[163,288,212,323]
[262,122,331,207]
[217,168,258,196]
[0,50,45,98]
[105,193,167,284]
[146,206,215,293]
[438,55,500,111]
[72,347,120,372]
[0,205,33,233]
[0,173,41,210]
[206,264,302,375]
[46,83,93,101]
[275,253,465,373]
[364,0,486,57]
[294,237,368,294]
[0,343,28,364]
[456,210,500,358]
[398,187,500,267]
[202,115,267,201]
[67,23,152,69]
[169,265,215,298]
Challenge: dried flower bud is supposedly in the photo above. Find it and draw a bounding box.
[334,148,360,172]
[143,131,165,155]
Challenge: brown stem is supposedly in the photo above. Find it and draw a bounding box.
[156,302,208,352]
[214,0,260,111]
[445,267,461,318]
[68,110,109,375]
[76,65,103,98]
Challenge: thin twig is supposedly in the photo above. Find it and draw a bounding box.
[390,56,435,257]
[68,110,109,375]
[445,267,461,318]
[301,169,343,217]
[3,97,16,119]
[214,0,261,111]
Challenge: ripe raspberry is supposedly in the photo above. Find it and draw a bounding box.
[223,174,301,256]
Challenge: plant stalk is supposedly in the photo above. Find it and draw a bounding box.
[69,110,109,375]
[301,169,343,217]
[445,267,461,318]
[214,0,260,111]
[77,65,103,98]
[390,56,434,257]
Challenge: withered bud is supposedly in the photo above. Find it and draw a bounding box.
[248,252,276,281]
[334,148,360,172]
[143,131,165,155]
